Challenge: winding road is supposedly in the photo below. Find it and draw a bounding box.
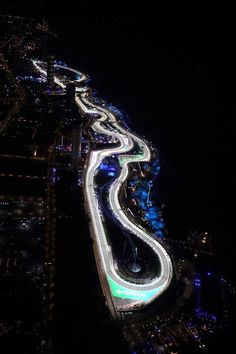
[32,60,173,311]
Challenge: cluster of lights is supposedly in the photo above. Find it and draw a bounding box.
[194,276,201,287]
[16,75,45,83]
[0,201,9,205]
[130,160,165,238]
[99,160,117,177]
[196,308,217,322]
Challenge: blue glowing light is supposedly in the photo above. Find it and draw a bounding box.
[140,202,147,209]
[146,211,157,220]
[156,221,165,229]
[99,163,109,170]
[108,171,115,177]
[149,207,158,211]
[194,278,201,287]
[196,308,217,321]
[155,230,164,238]
[151,220,159,227]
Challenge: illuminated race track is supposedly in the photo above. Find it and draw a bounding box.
[33,60,173,311]
[32,60,88,92]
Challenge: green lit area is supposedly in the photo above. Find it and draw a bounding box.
[118,152,145,165]
[107,274,164,302]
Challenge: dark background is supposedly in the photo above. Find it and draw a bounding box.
[0,1,235,352]
[1,0,235,281]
